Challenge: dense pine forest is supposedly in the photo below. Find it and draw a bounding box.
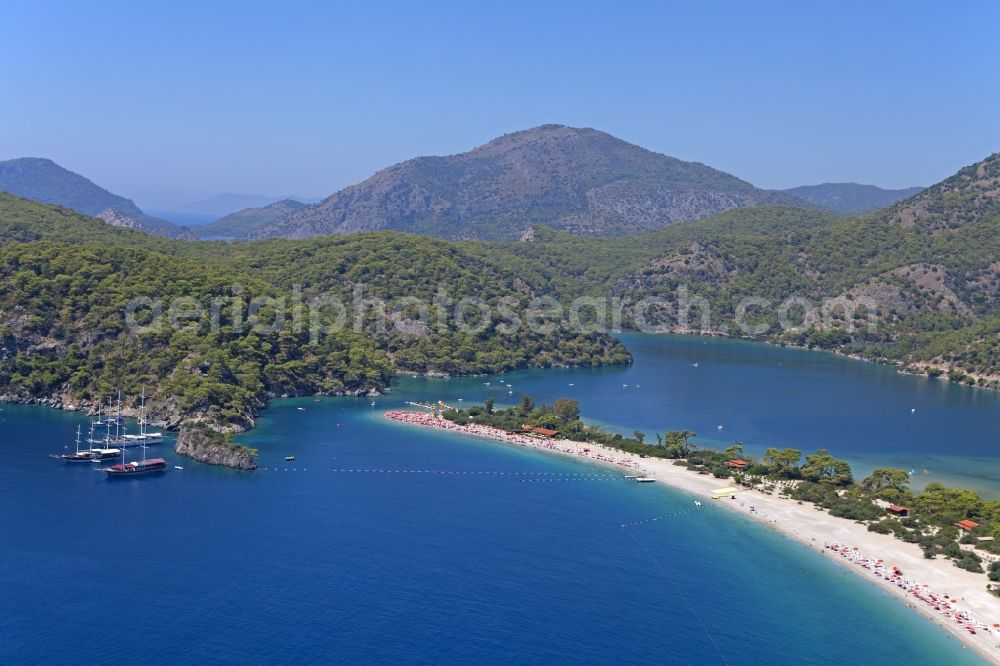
[1,152,999,429]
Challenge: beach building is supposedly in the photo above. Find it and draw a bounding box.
[955,519,980,532]
[725,459,748,469]
[521,424,559,438]
[887,505,910,517]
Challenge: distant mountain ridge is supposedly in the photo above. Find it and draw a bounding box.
[0,157,188,238]
[783,182,924,215]
[196,199,308,239]
[173,193,321,217]
[249,124,816,241]
[2,151,1000,419]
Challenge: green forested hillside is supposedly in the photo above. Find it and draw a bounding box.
[2,151,999,429]
[0,241,393,427]
[477,154,1000,384]
[461,206,843,298]
[196,199,308,240]
[0,195,628,428]
[0,157,187,238]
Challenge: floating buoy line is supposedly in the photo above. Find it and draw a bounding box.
[257,467,620,481]
[619,502,707,528]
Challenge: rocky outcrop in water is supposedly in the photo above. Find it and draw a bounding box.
[174,422,257,470]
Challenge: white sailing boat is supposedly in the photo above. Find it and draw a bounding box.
[61,425,93,462]
[121,389,163,445]
[105,420,166,477]
[84,401,122,460]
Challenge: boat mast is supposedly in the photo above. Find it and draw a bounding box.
[119,394,128,466]
[104,398,112,449]
[139,388,146,438]
[74,424,82,455]
[115,391,123,442]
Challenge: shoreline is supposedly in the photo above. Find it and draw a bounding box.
[618,330,1000,393]
[385,409,1000,664]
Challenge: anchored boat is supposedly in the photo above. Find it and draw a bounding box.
[105,457,167,476]
[89,447,122,461]
[105,401,166,478]
[61,426,93,462]
[121,389,163,446]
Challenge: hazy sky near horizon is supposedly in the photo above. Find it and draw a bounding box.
[2,1,998,209]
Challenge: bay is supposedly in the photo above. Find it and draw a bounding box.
[0,334,991,664]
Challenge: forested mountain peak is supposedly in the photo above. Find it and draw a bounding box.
[248,125,812,241]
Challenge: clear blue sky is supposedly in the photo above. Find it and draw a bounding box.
[2,0,998,209]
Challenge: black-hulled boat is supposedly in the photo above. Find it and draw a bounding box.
[61,426,93,462]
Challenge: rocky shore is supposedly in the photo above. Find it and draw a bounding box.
[173,422,258,470]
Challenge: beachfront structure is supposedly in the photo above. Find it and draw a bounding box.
[725,459,748,469]
[955,519,981,532]
[887,505,910,517]
[521,424,559,438]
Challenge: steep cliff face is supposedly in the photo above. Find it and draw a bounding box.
[174,422,257,470]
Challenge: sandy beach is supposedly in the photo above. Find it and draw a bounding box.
[385,409,1000,663]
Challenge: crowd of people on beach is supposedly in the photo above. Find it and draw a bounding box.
[384,410,642,470]
[825,542,995,638]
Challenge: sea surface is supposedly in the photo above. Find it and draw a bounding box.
[0,334,993,665]
[464,333,1000,497]
[147,210,219,227]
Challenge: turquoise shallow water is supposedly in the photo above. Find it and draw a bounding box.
[0,334,993,664]
[431,333,1000,497]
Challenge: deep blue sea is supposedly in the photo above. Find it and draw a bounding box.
[0,335,992,665]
